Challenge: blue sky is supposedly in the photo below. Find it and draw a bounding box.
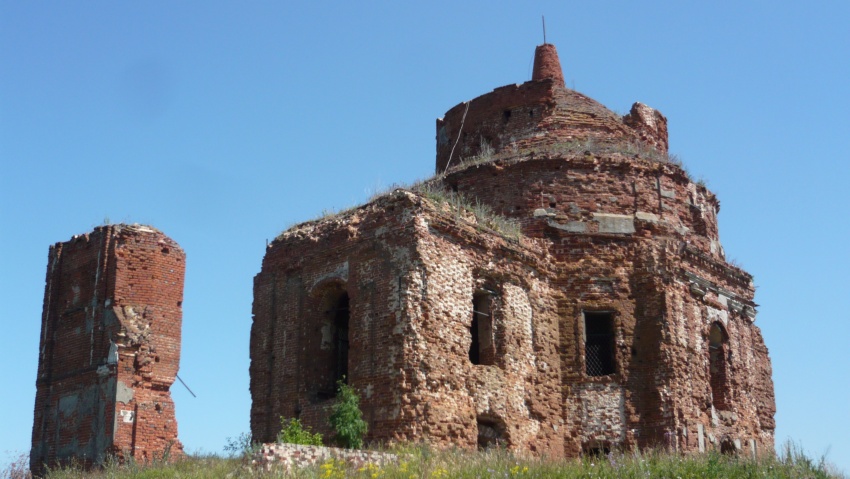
[1,1,848,473]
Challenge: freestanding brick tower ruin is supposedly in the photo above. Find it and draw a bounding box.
[31,224,184,474]
[250,43,775,457]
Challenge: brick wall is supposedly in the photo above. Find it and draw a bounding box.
[251,191,564,455]
[250,41,775,459]
[31,225,184,474]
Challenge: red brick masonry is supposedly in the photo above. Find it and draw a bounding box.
[31,224,184,474]
[251,43,775,458]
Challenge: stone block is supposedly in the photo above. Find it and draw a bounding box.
[593,213,635,234]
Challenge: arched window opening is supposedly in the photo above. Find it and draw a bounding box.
[314,287,350,401]
[584,311,616,377]
[469,291,495,365]
[720,437,737,455]
[709,322,730,410]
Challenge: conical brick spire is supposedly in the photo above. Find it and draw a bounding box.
[532,43,564,85]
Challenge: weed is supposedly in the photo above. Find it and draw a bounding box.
[410,181,522,241]
[459,137,494,167]
[223,432,260,458]
[319,458,347,479]
[30,440,847,478]
[450,137,692,178]
[278,418,323,446]
[727,257,745,269]
[1,451,32,479]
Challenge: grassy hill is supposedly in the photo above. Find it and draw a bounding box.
[7,442,845,479]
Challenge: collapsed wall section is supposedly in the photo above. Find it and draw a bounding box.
[250,190,564,456]
[251,192,424,444]
[31,225,184,474]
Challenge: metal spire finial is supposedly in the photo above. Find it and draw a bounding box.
[542,16,547,44]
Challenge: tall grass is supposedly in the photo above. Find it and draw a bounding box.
[411,181,523,241]
[287,179,523,243]
[14,442,843,479]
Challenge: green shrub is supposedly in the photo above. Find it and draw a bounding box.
[277,418,323,446]
[328,380,367,449]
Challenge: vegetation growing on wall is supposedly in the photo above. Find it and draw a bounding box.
[277,418,323,447]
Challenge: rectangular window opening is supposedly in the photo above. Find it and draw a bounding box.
[584,311,615,377]
[470,291,495,365]
[582,441,612,457]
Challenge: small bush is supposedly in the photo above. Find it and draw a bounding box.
[328,380,368,449]
[277,418,323,446]
[223,432,260,458]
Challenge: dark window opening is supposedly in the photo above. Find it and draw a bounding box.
[529,109,534,118]
[720,437,736,455]
[315,392,334,402]
[582,441,611,457]
[690,203,709,236]
[503,109,512,123]
[477,417,506,449]
[709,322,729,410]
[333,294,350,386]
[469,291,495,365]
[585,312,615,377]
[469,314,480,365]
[316,290,350,401]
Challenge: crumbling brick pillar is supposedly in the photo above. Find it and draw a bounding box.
[30,224,185,475]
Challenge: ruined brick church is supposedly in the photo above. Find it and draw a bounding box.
[248,43,776,457]
[31,42,776,472]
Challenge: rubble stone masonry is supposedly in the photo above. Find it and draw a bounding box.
[31,225,184,474]
[251,42,775,458]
